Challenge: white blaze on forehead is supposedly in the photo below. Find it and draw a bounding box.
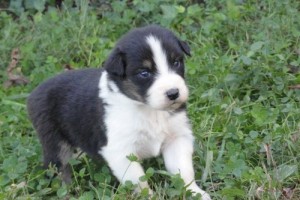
[145,35,169,74]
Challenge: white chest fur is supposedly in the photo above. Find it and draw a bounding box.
[104,103,170,158]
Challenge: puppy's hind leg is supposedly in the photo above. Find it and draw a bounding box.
[57,141,73,184]
[39,131,73,184]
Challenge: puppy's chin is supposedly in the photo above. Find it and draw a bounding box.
[147,100,186,111]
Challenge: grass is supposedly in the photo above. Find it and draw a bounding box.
[1,0,300,199]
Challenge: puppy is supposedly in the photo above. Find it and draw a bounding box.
[27,25,211,200]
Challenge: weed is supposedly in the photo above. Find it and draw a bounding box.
[1,0,300,199]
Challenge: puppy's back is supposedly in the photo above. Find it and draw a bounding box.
[27,68,107,156]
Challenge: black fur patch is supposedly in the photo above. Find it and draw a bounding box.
[27,69,107,159]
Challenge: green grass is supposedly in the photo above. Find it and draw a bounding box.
[1,0,300,199]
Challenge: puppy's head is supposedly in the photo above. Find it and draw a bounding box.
[104,25,191,111]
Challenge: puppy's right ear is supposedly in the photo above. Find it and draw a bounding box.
[104,47,126,77]
[178,40,191,57]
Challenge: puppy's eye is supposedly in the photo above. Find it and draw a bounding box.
[173,60,182,68]
[137,70,152,79]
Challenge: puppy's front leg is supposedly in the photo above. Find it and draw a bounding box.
[162,136,211,200]
[101,150,151,193]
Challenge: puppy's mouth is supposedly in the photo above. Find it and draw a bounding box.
[164,100,185,110]
[170,101,180,107]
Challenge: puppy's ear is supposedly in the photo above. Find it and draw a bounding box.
[178,40,191,57]
[104,47,126,77]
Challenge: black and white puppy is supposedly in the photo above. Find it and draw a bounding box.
[27,25,211,200]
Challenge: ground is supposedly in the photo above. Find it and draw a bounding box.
[0,0,300,199]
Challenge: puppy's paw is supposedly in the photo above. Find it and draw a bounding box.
[133,183,153,197]
[200,192,211,200]
[187,182,211,200]
[192,190,211,200]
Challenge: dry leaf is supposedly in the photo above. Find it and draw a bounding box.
[282,187,294,199]
[4,48,29,88]
[63,64,74,71]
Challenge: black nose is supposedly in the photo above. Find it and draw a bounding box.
[166,88,179,100]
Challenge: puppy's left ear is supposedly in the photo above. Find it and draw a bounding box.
[178,40,191,57]
[104,47,126,77]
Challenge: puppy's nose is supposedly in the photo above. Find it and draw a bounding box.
[166,88,179,100]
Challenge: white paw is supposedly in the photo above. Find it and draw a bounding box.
[133,182,153,197]
[187,182,211,200]
[200,192,211,200]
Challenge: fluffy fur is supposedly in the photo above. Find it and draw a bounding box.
[27,25,211,200]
